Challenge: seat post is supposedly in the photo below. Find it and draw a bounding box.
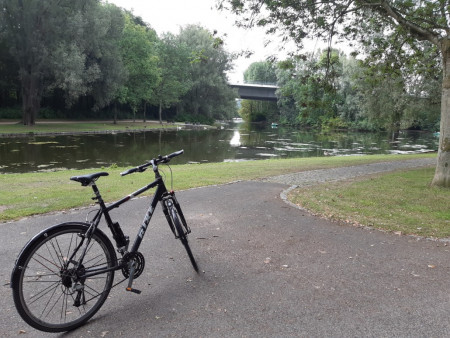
[91,184,104,204]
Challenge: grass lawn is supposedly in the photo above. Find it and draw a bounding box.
[0,120,180,134]
[289,166,450,238]
[1,153,447,240]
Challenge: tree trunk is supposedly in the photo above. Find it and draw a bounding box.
[21,72,40,126]
[432,40,450,187]
[159,100,163,124]
[143,102,147,122]
[113,102,118,124]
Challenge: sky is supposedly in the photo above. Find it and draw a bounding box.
[107,0,302,83]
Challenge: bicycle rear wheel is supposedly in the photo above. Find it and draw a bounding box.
[167,202,199,272]
[11,222,116,332]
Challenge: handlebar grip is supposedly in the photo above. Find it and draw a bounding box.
[120,168,136,176]
[167,149,184,159]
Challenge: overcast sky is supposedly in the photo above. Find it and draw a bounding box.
[107,0,302,82]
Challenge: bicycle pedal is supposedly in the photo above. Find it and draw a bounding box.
[126,287,141,294]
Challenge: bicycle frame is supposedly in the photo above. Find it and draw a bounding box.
[80,174,172,279]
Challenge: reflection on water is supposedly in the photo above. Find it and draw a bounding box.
[0,123,438,173]
[229,130,241,147]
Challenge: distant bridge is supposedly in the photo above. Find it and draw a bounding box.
[229,82,279,101]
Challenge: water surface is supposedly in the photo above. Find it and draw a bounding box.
[0,123,438,173]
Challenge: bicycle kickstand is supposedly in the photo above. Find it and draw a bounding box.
[126,262,141,294]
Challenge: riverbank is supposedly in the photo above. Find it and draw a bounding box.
[0,120,211,136]
[1,153,446,239]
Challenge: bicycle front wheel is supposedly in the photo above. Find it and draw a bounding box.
[168,203,199,272]
[11,222,116,332]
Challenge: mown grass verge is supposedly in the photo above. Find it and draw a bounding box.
[0,121,179,134]
[1,153,444,239]
[289,166,449,238]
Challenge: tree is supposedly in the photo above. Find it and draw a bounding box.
[80,3,126,112]
[0,36,20,108]
[177,25,237,122]
[244,61,277,83]
[240,61,279,122]
[0,1,125,124]
[116,14,160,122]
[275,51,345,128]
[154,33,192,123]
[220,0,450,187]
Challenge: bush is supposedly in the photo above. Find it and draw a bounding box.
[0,106,22,119]
[37,107,65,119]
[321,116,348,131]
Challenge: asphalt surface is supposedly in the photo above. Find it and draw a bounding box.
[1,159,450,337]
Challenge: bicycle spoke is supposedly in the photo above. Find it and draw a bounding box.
[28,280,61,305]
[24,279,60,283]
[32,253,61,274]
[23,271,59,279]
[42,286,64,320]
[65,232,77,265]
[83,253,107,267]
[49,237,65,268]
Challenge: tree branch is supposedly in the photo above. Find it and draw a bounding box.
[374,0,440,45]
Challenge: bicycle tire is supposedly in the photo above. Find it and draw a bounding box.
[11,222,116,332]
[167,204,199,272]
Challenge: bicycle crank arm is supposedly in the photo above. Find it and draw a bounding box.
[125,263,141,294]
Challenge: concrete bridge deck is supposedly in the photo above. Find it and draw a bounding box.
[229,82,279,101]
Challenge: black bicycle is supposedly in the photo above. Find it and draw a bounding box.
[11,150,198,332]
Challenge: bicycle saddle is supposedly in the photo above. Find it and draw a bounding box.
[70,172,109,186]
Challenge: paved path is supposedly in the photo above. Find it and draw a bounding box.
[265,157,436,186]
[2,159,449,337]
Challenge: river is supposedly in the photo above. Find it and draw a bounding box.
[0,122,438,173]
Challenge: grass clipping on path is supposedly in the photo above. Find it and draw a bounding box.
[289,167,450,238]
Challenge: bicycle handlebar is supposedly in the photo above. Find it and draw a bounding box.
[120,150,184,176]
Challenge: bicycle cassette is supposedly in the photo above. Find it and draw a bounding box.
[121,252,145,279]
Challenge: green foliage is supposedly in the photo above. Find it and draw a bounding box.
[0,4,237,125]
[221,0,450,185]
[0,106,21,119]
[276,50,345,128]
[244,61,277,83]
[275,50,440,131]
[239,61,279,122]
[239,99,278,122]
[176,25,237,121]
[0,1,126,124]
[117,14,160,115]
[153,33,192,122]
